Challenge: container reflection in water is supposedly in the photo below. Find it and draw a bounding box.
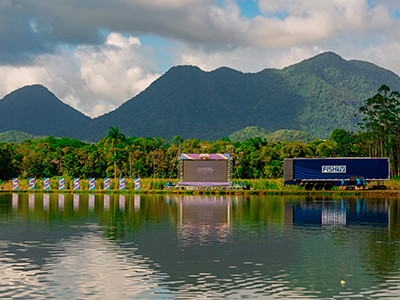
[284,198,389,228]
[322,205,346,226]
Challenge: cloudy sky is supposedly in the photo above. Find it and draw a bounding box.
[1,0,400,117]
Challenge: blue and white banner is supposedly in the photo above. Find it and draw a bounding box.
[134,178,141,190]
[119,178,125,190]
[29,178,35,190]
[12,178,18,190]
[59,178,65,190]
[104,178,110,190]
[73,178,80,190]
[44,178,50,190]
[89,178,95,190]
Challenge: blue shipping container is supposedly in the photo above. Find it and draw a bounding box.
[284,157,390,188]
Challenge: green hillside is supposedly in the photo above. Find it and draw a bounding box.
[0,85,91,137]
[277,52,400,136]
[2,52,400,141]
[82,66,303,141]
[228,126,316,142]
[0,130,43,143]
[80,52,400,141]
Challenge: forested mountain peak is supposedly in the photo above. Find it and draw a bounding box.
[282,51,349,75]
[2,84,54,103]
[0,84,91,137]
[2,52,400,142]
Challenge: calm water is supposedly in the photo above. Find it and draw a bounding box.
[0,193,399,298]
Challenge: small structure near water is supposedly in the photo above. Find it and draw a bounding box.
[174,153,234,190]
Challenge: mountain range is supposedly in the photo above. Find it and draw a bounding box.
[1,52,399,141]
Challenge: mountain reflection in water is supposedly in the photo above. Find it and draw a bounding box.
[0,193,399,298]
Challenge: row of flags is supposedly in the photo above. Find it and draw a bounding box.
[12,178,141,191]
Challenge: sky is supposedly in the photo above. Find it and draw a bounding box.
[1,0,400,118]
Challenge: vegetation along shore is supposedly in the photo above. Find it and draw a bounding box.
[1,178,400,197]
[0,85,399,191]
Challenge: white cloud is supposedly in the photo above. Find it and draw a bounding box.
[1,0,400,120]
[0,33,160,117]
[74,33,160,112]
[3,0,395,56]
[105,33,141,48]
[358,42,400,76]
[176,38,400,80]
[0,66,50,97]
[177,44,325,72]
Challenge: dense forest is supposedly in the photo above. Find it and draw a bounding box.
[0,127,370,180]
[0,85,399,180]
[228,127,316,143]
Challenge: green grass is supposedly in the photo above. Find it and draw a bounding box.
[1,177,399,194]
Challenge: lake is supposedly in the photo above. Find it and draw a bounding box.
[0,193,399,298]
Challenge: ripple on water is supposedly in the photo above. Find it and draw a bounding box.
[0,194,399,298]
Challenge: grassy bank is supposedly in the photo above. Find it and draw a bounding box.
[1,178,400,196]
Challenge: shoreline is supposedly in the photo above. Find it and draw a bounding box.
[1,188,400,197]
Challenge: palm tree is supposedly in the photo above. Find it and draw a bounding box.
[105,127,126,180]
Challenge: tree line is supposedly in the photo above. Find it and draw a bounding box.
[0,85,399,180]
[0,128,370,180]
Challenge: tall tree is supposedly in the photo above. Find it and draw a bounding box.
[359,85,400,177]
[105,127,126,179]
[0,143,20,179]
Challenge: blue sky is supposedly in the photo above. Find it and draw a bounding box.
[237,0,261,18]
[0,0,400,117]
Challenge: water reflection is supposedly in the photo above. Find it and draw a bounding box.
[43,194,49,211]
[175,195,232,246]
[119,195,125,210]
[73,194,79,211]
[104,194,110,210]
[0,194,400,298]
[285,199,389,228]
[89,194,95,210]
[58,194,64,211]
[134,194,140,211]
[12,193,18,209]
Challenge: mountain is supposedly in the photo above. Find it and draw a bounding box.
[228,126,316,143]
[229,126,270,142]
[2,52,400,141]
[80,66,304,140]
[0,85,91,137]
[0,130,43,143]
[78,52,400,141]
[278,52,400,136]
